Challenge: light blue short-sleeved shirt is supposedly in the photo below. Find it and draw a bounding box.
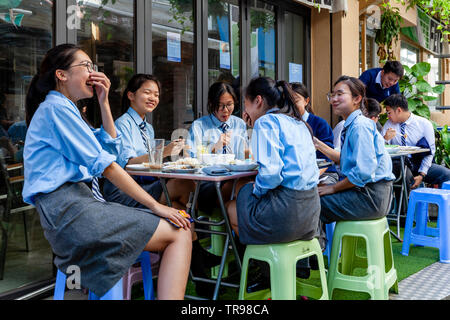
[114,107,155,168]
[23,91,120,205]
[340,109,395,187]
[251,109,319,198]
[187,114,249,160]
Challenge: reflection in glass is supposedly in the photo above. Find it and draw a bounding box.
[208,0,240,114]
[74,0,135,124]
[0,0,53,294]
[152,0,195,141]
[284,11,305,85]
[249,1,276,79]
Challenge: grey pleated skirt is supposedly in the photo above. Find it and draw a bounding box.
[34,182,161,297]
[236,183,321,245]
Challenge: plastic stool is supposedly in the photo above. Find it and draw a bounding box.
[239,238,328,300]
[323,222,336,266]
[401,188,450,263]
[443,181,450,190]
[122,251,156,300]
[54,269,123,300]
[54,252,155,300]
[327,217,398,300]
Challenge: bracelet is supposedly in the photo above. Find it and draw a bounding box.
[419,172,426,178]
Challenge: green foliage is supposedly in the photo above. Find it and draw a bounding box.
[398,0,450,41]
[398,61,445,120]
[375,3,403,63]
[435,125,450,168]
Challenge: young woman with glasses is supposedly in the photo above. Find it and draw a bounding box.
[23,44,191,299]
[313,76,395,223]
[185,81,251,296]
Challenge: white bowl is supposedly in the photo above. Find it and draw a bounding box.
[217,154,235,164]
[201,154,220,165]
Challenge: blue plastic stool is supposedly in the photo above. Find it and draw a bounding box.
[443,181,450,190]
[401,188,450,263]
[323,222,336,266]
[54,270,123,300]
[54,251,154,300]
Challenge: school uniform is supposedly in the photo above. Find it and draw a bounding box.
[303,111,339,184]
[23,91,161,297]
[320,109,395,223]
[187,114,249,212]
[236,109,320,245]
[103,107,163,208]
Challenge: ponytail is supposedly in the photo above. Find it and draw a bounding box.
[25,44,81,126]
[245,77,313,139]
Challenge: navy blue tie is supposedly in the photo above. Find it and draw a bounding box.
[220,123,230,154]
[139,121,150,151]
[340,126,347,149]
[91,177,105,202]
[400,123,407,146]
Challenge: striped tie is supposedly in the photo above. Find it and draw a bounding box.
[139,121,149,151]
[400,123,407,146]
[220,123,230,154]
[340,126,347,149]
[91,177,106,202]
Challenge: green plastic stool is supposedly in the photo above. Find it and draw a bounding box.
[327,217,399,300]
[209,208,231,279]
[238,238,329,300]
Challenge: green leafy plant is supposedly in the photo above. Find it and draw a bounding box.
[375,3,403,63]
[398,61,445,119]
[435,125,450,168]
[398,0,450,42]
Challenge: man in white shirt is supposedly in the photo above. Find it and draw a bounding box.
[382,94,450,190]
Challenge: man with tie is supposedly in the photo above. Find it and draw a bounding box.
[382,94,450,190]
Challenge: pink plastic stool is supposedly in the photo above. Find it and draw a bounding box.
[123,252,160,300]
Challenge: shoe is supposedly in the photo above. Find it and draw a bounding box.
[246,272,270,293]
[192,240,222,268]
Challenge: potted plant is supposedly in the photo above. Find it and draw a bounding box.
[375,3,403,63]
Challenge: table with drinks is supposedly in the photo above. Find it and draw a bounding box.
[126,148,333,300]
[386,145,431,241]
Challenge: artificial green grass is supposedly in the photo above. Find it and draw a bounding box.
[134,221,440,300]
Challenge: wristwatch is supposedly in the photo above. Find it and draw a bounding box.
[418,172,426,179]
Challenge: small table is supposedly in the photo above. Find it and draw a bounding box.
[127,168,257,300]
[127,160,330,299]
[388,148,430,241]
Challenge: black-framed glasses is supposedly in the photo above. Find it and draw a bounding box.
[218,102,234,111]
[69,61,98,73]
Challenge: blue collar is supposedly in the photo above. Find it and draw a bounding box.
[344,109,362,129]
[127,107,147,126]
[209,113,232,128]
[266,107,280,115]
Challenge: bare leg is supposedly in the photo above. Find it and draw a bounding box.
[226,200,239,237]
[159,179,195,209]
[144,219,192,300]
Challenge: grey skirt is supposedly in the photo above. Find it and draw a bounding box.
[236,184,321,245]
[320,179,393,224]
[34,182,161,297]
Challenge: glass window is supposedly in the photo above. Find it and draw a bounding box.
[74,0,135,124]
[208,0,240,112]
[152,0,195,140]
[249,1,276,79]
[284,10,305,85]
[0,0,53,294]
[400,42,419,68]
[427,53,441,111]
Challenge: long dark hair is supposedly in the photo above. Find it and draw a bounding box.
[207,81,238,115]
[121,74,161,115]
[25,44,81,126]
[245,77,313,137]
[290,82,313,114]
